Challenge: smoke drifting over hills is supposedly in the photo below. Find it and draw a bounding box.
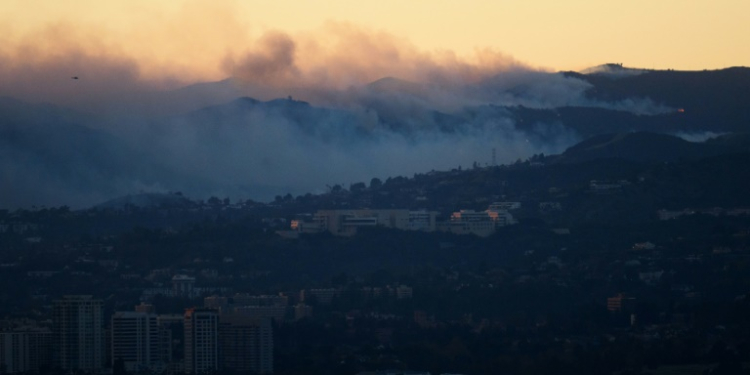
[0,9,690,208]
[0,13,666,114]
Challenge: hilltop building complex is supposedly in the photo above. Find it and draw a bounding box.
[289,204,517,237]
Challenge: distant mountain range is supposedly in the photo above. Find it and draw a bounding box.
[556,132,750,163]
[565,65,750,133]
[1,65,749,209]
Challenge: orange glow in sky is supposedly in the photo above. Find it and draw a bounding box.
[1,0,748,86]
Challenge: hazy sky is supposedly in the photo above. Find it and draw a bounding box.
[2,0,748,88]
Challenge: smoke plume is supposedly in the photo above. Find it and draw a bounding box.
[0,6,674,208]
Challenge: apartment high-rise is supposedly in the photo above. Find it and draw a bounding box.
[219,315,273,374]
[52,295,104,371]
[172,275,196,298]
[111,311,161,372]
[206,294,289,322]
[183,308,218,374]
[156,314,184,374]
[0,328,52,374]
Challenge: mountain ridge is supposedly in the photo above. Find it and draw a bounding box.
[2,65,750,209]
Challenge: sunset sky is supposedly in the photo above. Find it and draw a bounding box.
[2,0,748,88]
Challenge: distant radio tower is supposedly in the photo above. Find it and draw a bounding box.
[492,148,497,166]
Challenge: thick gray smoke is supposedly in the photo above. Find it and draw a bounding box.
[0,26,675,209]
[0,88,579,209]
[138,98,578,201]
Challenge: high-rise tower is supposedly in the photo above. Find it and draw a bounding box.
[111,311,161,372]
[183,308,218,374]
[52,295,104,371]
[219,315,273,374]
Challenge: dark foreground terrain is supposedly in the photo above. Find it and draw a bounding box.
[3,132,750,374]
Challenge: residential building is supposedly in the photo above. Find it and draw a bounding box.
[408,210,438,231]
[183,309,218,374]
[395,285,413,299]
[442,207,516,237]
[488,202,521,210]
[0,328,52,374]
[293,304,313,321]
[301,289,337,305]
[134,303,156,314]
[172,275,196,298]
[219,315,273,374]
[111,311,162,372]
[52,295,104,372]
[292,209,437,236]
[205,294,289,322]
[607,294,637,313]
[156,314,184,374]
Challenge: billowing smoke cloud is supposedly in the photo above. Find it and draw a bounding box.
[225,32,301,86]
[471,71,672,114]
[0,5,673,208]
[220,24,671,115]
[224,22,525,91]
[0,90,579,209]
[139,98,578,202]
[0,10,667,117]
